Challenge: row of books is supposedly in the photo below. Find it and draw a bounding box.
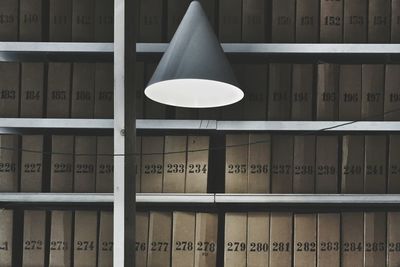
[224,211,400,267]
[225,134,400,194]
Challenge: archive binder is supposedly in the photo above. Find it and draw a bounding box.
[20,135,44,192]
[74,136,97,193]
[141,136,164,193]
[269,212,293,267]
[271,135,293,193]
[387,212,400,266]
[294,214,317,267]
[71,63,95,118]
[172,212,196,267]
[50,135,74,192]
[343,0,367,42]
[0,0,18,41]
[0,63,20,117]
[185,136,209,193]
[195,213,218,267]
[388,135,400,193]
[316,64,339,120]
[368,0,390,43]
[20,63,44,118]
[247,212,269,267]
[98,211,113,266]
[47,63,72,118]
[268,63,292,120]
[19,0,43,41]
[295,0,319,42]
[138,0,163,42]
[49,210,72,267]
[320,0,343,42]
[96,136,113,193]
[49,0,72,41]
[341,135,364,193]
[163,136,187,193]
[0,209,13,267]
[315,136,338,193]
[364,212,386,267]
[22,210,46,267]
[248,134,270,193]
[136,212,149,267]
[225,135,249,193]
[242,0,266,42]
[72,0,95,41]
[341,212,364,266]
[0,135,19,192]
[392,0,400,43]
[73,211,98,266]
[218,0,241,42]
[384,65,400,120]
[317,213,340,267]
[94,63,113,119]
[147,212,172,267]
[364,135,387,193]
[339,65,362,121]
[94,0,114,42]
[361,64,384,120]
[271,0,295,42]
[224,213,247,267]
[293,136,316,193]
[242,64,268,120]
[291,64,313,120]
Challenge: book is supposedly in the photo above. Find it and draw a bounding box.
[22,210,46,266]
[50,135,74,192]
[293,135,316,193]
[141,136,164,192]
[94,63,113,119]
[384,65,400,120]
[269,212,293,267]
[98,211,113,266]
[73,211,98,266]
[74,136,97,192]
[72,0,95,41]
[364,212,386,267]
[271,0,295,42]
[341,212,364,266]
[268,63,292,120]
[361,64,384,120]
[320,0,343,42]
[136,212,149,267]
[0,209,13,267]
[224,213,247,267]
[294,213,317,267]
[387,212,400,266]
[0,0,18,41]
[368,0,390,43]
[242,0,266,42]
[167,0,191,41]
[242,64,268,120]
[71,63,95,118]
[94,0,114,42]
[364,135,387,193]
[163,136,187,193]
[339,65,362,121]
[317,213,340,267]
[20,63,44,118]
[19,0,42,41]
[135,62,145,119]
[96,136,113,193]
[20,135,43,192]
[271,135,293,193]
[0,63,19,117]
[185,136,209,193]
[144,63,166,119]
[343,0,367,42]
[316,64,339,120]
[49,0,72,41]
[194,213,218,267]
[49,210,72,267]
[135,136,141,193]
[225,134,249,193]
[147,212,172,267]
[388,135,400,193]
[172,212,196,267]
[341,135,364,193]
[138,0,163,42]
[291,64,314,120]
[315,136,338,193]
[248,134,270,193]
[218,0,241,42]
[0,135,19,192]
[247,212,269,267]
[47,63,72,118]
[392,0,400,43]
[295,0,319,42]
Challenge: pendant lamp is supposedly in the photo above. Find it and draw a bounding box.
[144,1,243,108]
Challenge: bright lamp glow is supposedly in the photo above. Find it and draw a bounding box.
[145,79,244,108]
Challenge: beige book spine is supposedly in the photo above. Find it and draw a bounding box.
[194,213,218,267]
[247,212,269,267]
[364,212,386,267]
[384,65,400,120]
[0,0,18,41]
[225,134,249,193]
[320,0,343,42]
[341,212,364,266]
[49,210,72,267]
[242,0,266,42]
[0,63,19,117]
[271,135,294,193]
[98,211,113,267]
[339,65,362,121]
[0,209,13,267]
[368,0,390,43]
[19,0,42,41]
[163,136,187,193]
[293,135,316,193]
[316,64,339,120]
[364,135,387,193]
[242,64,268,120]
[185,136,209,193]
[315,136,339,193]
[0,135,19,192]
[341,135,364,193]
[387,212,400,267]
[388,135,400,193]
[73,211,98,266]
[291,64,314,120]
[317,213,340,267]
[21,135,43,192]
[74,136,96,193]
[218,0,242,42]
[47,63,72,118]
[269,212,293,267]
[94,63,113,119]
[294,214,317,267]
[71,0,95,41]
[268,63,292,120]
[71,63,95,118]
[96,136,113,193]
[224,212,247,267]
[343,0,367,42]
[295,0,319,42]
[172,212,196,267]
[248,134,270,193]
[20,63,44,118]
[50,135,74,192]
[141,136,164,193]
[271,0,295,42]
[147,212,172,267]
[49,0,72,41]
[361,64,384,120]
[136,212,149,267]
[22,210,46,267]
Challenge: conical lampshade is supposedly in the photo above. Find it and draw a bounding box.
[144,1,243,108]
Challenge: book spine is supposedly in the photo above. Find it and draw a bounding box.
[98,211,113,267]
[341,212,364,266]
[294,213,317,267]
[71,63,95,118]
[291,64,314,120]
[94,0,114,42]
[141,136,164,193]
[246,212,270,267]
[339,64,362,120]
[50,135,74,192]
[271,0,295,42]
[364,212,386,267]
[0,209,13,266]
[315,136,339,193]
[368,0,390,43]
[317,213,340,267]
[73,211,98,266]
[343,0,367,42]
[163,136,187,193]
[271,135,294,193]
[71,0,95,41]
[269,212,293,267]
[0,0,19,41]
[138,0,163,42]
[320,0,343,42]
[242,0,266,42]
[20,135,44,192]
[341,135,364,193]
[392,0,400,43]
[225,134,249,193]
[218,0,242,42]
[49,210,72,267]
[0,135,19,192]
[0,63,20,118]
[293,135,316,193]
[147,212,172,267]
[136,212,149,267]
[49,0,72,41]
[74,136,97,193]
[185,136,209,193]
[172,212,196,267]
[364,135,387,193]
[96,136,113,193]
[295,0,319,42]
[361,64,384,120]
[47,63,72,118]
[387,212,400,266]
[388,135,400,193]
[268,63,292,120]
[94,63,113,119]
[22,210,46,266]
[242,64,268,120]
[194,213,218,267]
[19,0,42,41]
[316,63,339,120]
[224,212,247,266]
[248,134,271,193]
[20,63,44,118]
[167,0,191,41]
[384,65,400,120]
